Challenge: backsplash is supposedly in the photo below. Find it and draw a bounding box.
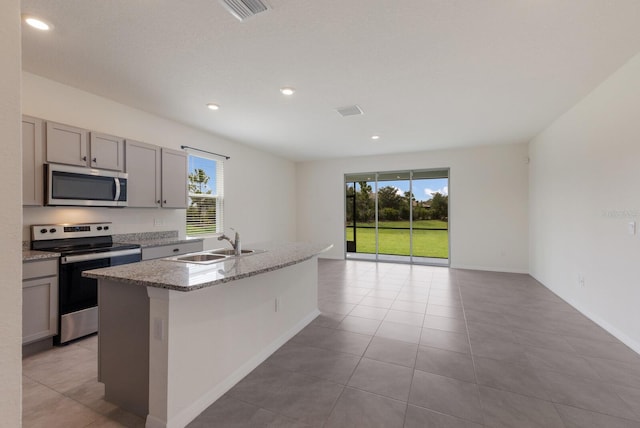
[22,206,186,241]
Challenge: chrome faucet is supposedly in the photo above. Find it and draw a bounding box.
[218,229,241,256]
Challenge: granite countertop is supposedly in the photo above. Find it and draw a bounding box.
[113,237,204,248]
[23,250,61,262]
[83,242,332,292]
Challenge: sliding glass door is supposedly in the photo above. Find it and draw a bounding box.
[376,171,411,259]
[345,169,449,265]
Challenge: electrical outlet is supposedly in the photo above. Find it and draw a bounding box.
[578,274,585,288]
[154,218,162,227]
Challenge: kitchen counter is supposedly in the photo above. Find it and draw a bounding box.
[90,241,329,428]
[113,236,203,248]
[22,250,61,262]
[84,241,331,291]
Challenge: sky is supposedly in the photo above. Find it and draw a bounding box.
[188,155,217,193]
[355,178,448,202]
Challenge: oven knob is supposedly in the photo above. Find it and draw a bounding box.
[97,226,102,231]
[49,228,56,233]
[104,226,109,230]
[40,228,47,234]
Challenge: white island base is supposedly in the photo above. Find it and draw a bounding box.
[98,258,320,428]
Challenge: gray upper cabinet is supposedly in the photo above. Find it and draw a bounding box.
[90,132,124,171]
[46,121,89,167]
[161,148,188,208]
[45,121,124,171]
[22,115,44,206]
[125,140,161,207]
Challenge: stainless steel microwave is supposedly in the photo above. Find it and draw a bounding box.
[45,163,128,207]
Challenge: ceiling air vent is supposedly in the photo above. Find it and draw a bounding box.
[219,0,270,21]
[336,105,364,117]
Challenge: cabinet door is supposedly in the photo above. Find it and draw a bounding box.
[22,276,58,344]
[125,140,161,207]
[46,121,88,166]
[22,116,44,206]
[90,132,124,171]
[161,148,188,208]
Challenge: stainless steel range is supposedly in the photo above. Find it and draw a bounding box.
[31,222,142,345]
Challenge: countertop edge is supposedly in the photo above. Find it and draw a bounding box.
[23,250,61,262]
[84,243,332,291]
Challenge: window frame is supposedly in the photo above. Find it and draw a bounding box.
[186,152,224,238]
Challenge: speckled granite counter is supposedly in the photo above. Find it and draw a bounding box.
[84,242,331,291]
[113,231,203,248]
[114,237,203,248]
[23,250,61,262]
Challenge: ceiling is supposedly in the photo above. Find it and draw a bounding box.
[20,0,640,162]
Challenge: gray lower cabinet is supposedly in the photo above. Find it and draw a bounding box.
[22,115,45,206]
[22,259,58,345]
[141,241,203,260]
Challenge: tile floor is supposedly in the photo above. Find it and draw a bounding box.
[23,259,640,427]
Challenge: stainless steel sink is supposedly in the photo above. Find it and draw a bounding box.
[164,253,228,264]
[163,249,265,264]
[209,249,256,256]
[177,254,227,262]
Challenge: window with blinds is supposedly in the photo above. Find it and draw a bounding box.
[186,153,224,236]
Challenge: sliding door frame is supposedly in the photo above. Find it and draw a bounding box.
[344,168,450,266]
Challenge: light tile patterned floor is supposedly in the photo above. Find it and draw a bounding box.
[23,260,640,427]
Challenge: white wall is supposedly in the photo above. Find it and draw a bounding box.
[296,143,529,273]
[22,73,297,247]
[529,52,640,353]
[0,0,23,425]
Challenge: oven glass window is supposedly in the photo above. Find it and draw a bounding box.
[52,171,115,201]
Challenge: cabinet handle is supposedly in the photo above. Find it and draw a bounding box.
[173,248,179,253]
[156,200,160,204]
[82,156,87,161]
[163,200,167,204]
[92,157,97,163]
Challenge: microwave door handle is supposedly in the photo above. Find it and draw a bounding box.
[114,178,121,201]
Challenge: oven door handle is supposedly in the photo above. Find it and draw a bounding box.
[61,248,141,264]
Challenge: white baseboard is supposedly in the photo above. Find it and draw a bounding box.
[450,263,529,274]
[145,415,165,428]
[529,275,640,356]
[157,309,321,428]
[568,299,640,355]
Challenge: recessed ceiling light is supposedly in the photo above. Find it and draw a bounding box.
[371,135,380,140]
[22,15,52,31]
[280,87,295,96]
[206,103,220,111]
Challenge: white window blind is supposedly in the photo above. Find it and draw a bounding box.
[186,152,224,236]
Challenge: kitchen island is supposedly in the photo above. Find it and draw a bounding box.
[84,242,331,428]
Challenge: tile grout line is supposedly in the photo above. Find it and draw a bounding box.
[454,272,488,427]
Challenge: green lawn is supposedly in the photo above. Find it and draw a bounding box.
[346,220,449,258]
[187,224,218,236]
